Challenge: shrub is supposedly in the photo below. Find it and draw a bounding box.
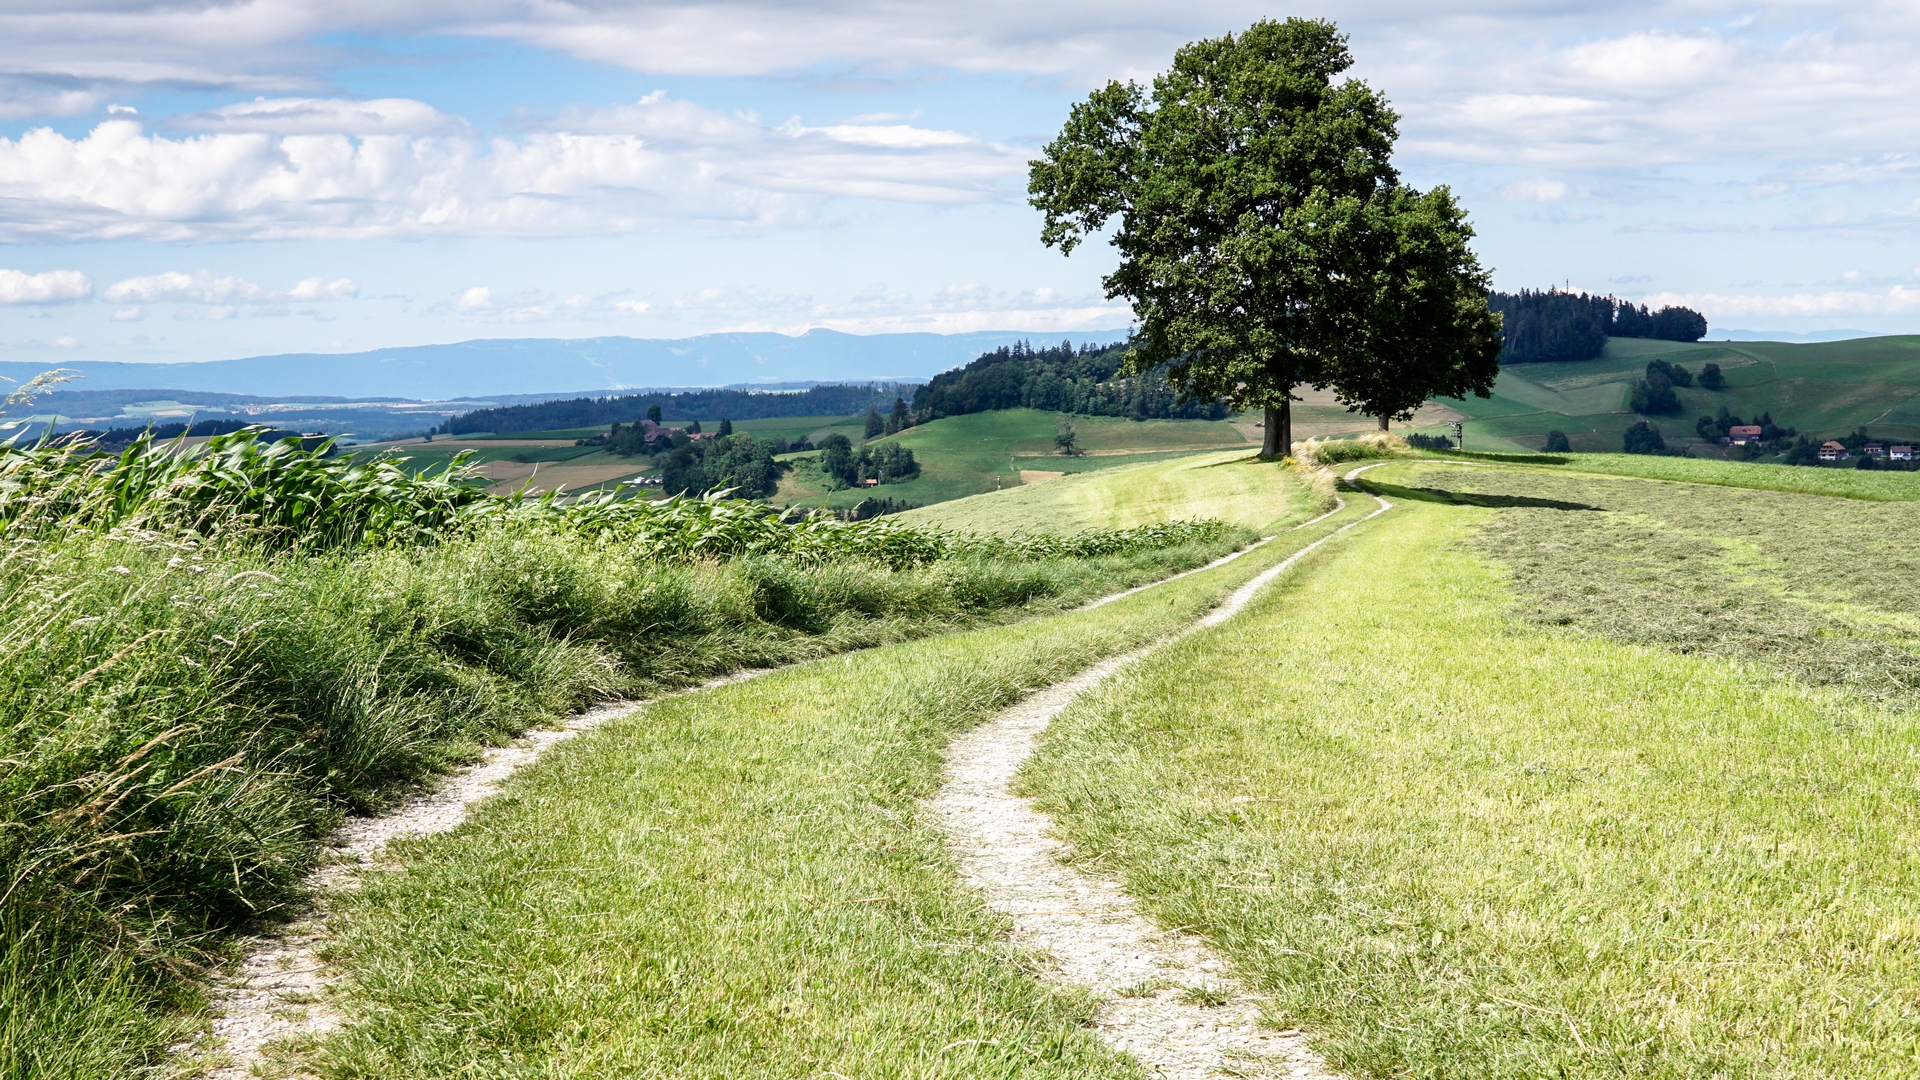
[1623,420,1671,455]
[1543,430,1572,453]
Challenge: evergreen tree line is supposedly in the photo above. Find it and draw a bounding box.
[1489,289,1709,363]
[912,339,1230,422]
[441,383,918,436]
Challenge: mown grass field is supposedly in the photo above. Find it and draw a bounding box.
[1023,456,1920,1078]
[1419,333,1920,454]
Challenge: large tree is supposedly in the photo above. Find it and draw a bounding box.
[1315,185,1502,429]
[1029,18,1493,456]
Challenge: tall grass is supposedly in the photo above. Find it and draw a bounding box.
[0,427,1252,1080]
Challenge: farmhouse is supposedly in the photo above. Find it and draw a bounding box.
[1865,443,1886,458]
[1727,424,1764,446]
[1894,446,1915,461]
[1819,440,1847,461]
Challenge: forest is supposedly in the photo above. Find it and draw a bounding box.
[1489,289,1708,363]
[912,340,1231,422]
[442,383,915,435]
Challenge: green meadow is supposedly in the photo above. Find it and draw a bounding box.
[1421,333,1920,453]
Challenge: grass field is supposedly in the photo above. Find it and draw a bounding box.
[1022,457,1920,1078]
[1417,334,1920,454]
[776,409,1252,512]
[899,449,1313,534]
[262,473,1343,1078]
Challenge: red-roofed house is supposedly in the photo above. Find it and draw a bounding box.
[1893,446,1914,462]
[1819,440,1847,461]
[1727,425,1763,446]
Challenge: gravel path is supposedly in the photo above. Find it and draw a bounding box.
[932,476,1391,1079]
[189,672,768,1078]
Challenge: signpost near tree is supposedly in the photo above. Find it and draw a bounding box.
[1028,17,1500,459]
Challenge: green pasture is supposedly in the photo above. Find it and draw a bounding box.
[1023,457,1920,1079]
[278,478,1340,1079]
[1415,334,1920,453]
[900,448,1308,534]
[779,409,1250,511]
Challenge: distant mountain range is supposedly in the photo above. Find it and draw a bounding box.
[0,329,1131,401]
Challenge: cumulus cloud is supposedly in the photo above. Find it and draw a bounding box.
[450,286,494,312]
[102,269,358,304]
[0,268,91,303]
[1396,26,1920,169]
[0,98,1023,241]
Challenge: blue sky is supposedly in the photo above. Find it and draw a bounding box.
[0,1,1916,366]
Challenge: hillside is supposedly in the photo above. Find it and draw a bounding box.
[774,408,1253,511]
[1419,334,1920,452]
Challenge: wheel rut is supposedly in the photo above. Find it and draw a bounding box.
[931,471,1391,1078]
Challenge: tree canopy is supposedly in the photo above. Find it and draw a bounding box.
[1029,18,1498,454]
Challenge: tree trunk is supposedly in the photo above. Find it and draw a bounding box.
[1261,395,1293,459]
[1378,414,1390,431]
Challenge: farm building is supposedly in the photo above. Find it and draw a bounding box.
[1894,446,1915,461]
[1819,441,1847,461]
[1727,425,1763,445]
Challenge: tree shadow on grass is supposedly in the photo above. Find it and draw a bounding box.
[1355,480,1605,512]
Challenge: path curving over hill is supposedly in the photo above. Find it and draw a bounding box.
[931,470,1391,1078]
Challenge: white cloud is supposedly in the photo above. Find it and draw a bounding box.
[0,98,1023,241]
[1641,286,1920,318]
[451,286,494,312]
[0,268,91,303]
[168,97,464,136]
[1499,177,1573,202]
[1400,25,1920,169]
[112,306,141,321]
[204,305,235,320]
[52,335,77,348]
[103,269,358,303]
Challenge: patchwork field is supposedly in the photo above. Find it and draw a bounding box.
[1422,333,1920,454]
[777,408,1253,511]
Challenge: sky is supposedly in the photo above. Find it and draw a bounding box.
[0,1,1917,366]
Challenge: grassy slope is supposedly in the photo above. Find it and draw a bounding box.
[1423,334,1920,453]
[778,409,1250,512]
[895,449,1308,534]
[1024,459,1920,1079]
[294,473,1347,1079]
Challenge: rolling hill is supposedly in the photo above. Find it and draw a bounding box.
[1420,334,1920,452]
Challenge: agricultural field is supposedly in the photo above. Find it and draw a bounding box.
[1418,333,1920,454]
[1025,454,1920,1078]
[901,448,1310,534]
[0,424,1273,1080]
[778,408,1252,511]
[20,415,1920,1080]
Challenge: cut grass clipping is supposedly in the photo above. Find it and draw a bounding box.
[0,424,1261,1080]
[1025,461,1920,1079]
[281,500,1377,1079]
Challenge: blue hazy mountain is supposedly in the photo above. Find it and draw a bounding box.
[0,329,1131,401]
